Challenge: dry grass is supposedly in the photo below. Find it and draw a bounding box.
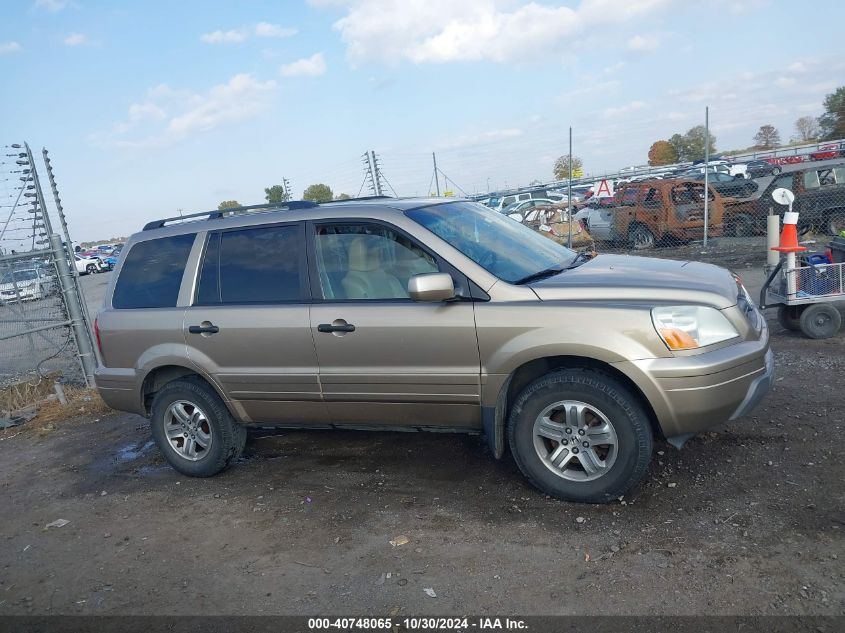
[34,386,111,426]
[2,386,114,437]
[0,372,62,413]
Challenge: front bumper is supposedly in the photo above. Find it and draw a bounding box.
[614,323,773,440]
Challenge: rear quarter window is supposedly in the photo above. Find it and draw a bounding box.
[112,233,195,309]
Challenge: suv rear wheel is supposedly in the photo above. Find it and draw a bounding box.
[507,369,653,503]
[150,377,247,477]
[628,224,655,250]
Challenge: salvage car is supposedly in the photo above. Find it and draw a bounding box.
[95,198,771,503]
[725,162,845,236]
[0,268,54,303]
[682,171,758,198]
[577,180,725,249]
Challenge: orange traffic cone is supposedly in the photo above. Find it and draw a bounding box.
[771,211,806,253]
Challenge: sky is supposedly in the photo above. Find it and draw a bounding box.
[1,0,844,244]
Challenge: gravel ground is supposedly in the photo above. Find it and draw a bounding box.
[0,243,843,617]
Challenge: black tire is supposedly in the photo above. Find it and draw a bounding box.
[799,303,842,339]
[85,264,97,275]
[771,166,781,175]
[150,377,247,477]
[777,304,804,331]
[827,212,845,236]
[628,224,655,250]
[507,369,654,503]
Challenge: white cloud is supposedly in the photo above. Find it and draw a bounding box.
[627,34,659,51]
[201,29,248,44]
[34,0,70,12]
[0,41,22,54]
[775,76,796,88]
[602,100,647,118]
[63,32,87,46]
[280,53,326,77]
[255,22,297,38]
[787,61,807,73]
[437,127,523,151]
[317,0,672,64]
[95,73,277,147]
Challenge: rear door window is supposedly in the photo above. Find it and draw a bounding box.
[112,234,196,309]
[196,224,305,304]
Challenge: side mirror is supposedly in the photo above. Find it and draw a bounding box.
[408,273,455,302]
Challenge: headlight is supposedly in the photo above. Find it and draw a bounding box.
[651,305,739,350]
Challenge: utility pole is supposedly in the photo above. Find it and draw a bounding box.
[703,106,710,247]
[370,150,384,196]
[432,152,441,196]
[282,177,292,201]
[567,126,573,249]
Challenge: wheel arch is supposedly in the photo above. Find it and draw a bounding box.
[140,364,232,417]
[486,354,662,459]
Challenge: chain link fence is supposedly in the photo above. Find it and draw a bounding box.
[1,142,95,413]
[507,157,845,271]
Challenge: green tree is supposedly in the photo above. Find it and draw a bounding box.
[302,183,333,203]
[217,200,241,210]
[668,133,687,161]
[264,184,290,204]
[753,124,781,149]
[819,86,845,140]
[647,140,678,166]
[681,125,717,162]
[552,155,583,180]
[334,193,352,200]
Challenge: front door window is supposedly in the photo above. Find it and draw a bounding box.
[314,224,439,300]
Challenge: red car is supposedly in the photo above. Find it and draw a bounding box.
[810,142,844,161]
[763,155,805,166]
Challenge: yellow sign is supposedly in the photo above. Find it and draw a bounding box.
[444,191,454,197]
[572,169,584,178]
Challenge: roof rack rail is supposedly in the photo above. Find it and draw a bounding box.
[142,200,318,231]
[323,195,393,203]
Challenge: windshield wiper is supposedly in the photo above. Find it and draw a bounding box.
[564,251,594,269]
[514,265,566,285]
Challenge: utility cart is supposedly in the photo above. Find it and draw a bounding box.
[760,256,845,339]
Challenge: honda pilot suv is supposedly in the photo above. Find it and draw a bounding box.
[95,198,773,503]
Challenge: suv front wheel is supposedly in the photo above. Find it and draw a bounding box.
[508,369,653,503]
[150,377,247,477]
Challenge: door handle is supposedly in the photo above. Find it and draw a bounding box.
[188,324,219,334]
[317,323,356,333]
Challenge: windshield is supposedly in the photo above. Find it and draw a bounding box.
[1,269,37,284]
[406,201,576,284]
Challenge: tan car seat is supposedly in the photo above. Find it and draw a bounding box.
[341,235,407,299]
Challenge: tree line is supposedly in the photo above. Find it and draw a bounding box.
[646,85,845,166]
[218,183,350,209]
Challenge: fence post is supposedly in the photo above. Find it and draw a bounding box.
[703,106,710,247]
[49,233,95,386]
[41,147,94,327]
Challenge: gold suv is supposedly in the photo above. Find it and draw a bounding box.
[94,198,773,503]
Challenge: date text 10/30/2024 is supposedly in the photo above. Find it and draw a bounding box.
[307,617,528,630]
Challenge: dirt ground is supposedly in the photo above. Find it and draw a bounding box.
[1,240,843,616]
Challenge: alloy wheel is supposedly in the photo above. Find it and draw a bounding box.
[163,400,213,461]
[532,400,619,482]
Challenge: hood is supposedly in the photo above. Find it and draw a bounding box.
[530,254,739,309]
